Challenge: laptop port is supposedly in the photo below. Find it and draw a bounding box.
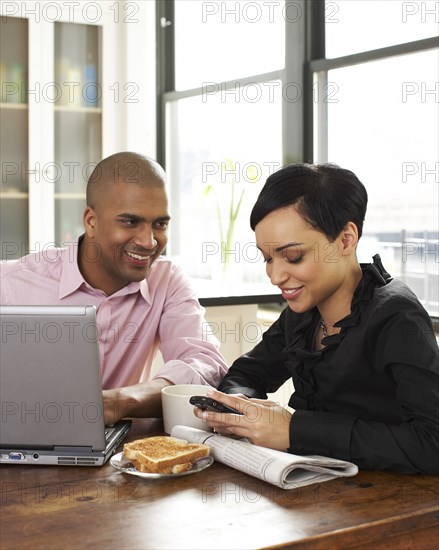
[8,452,25,461]
[32,453,39,460]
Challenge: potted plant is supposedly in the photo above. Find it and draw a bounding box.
[203,158,259,275]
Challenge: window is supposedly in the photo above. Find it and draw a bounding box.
[313,1,439,315]
[158,0,438,314]
[158,0,286,290]
[174,1,285,89]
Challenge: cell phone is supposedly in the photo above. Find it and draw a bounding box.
[189,395,243,415]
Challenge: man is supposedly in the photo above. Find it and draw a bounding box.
[1,152,228,424]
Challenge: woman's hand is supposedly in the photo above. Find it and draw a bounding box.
[193,389,293,451]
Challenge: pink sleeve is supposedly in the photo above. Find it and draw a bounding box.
[152,264,229,387]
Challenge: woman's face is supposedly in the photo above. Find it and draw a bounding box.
[255,205,352,314]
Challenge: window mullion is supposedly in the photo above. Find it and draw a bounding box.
[283,0,306,164]
[156,1,174,168]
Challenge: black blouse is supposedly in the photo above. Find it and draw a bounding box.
[218,255,439,474]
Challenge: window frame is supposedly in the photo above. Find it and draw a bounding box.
[156,0,439,318]
[157,0,437,165]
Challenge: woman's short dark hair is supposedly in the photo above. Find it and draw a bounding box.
[250,163,368,240]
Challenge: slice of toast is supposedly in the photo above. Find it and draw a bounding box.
[123,436,210,474]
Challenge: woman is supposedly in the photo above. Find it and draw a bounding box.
[195,163,439,474]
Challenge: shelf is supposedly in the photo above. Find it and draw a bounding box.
[54,105,102,114]
[54,193,86,200]
[0,192,28,199]
[0,103,101,114]
[0,102,28,110]
[1,192,86,200]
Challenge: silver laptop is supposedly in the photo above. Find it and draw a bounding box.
[0,305,131,466]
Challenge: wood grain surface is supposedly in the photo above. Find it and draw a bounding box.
[1,419,438,549]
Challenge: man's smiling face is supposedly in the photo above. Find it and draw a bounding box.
[81,180,170,295]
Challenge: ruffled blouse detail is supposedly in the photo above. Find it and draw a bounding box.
[286,255,392,410]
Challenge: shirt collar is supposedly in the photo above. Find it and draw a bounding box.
[59,239,87,299]
[139,278,152,304]
[58,236,149,302]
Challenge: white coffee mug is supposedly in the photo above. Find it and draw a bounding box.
[161,384,212,434]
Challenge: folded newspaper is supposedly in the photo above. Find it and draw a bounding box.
[171,425,358,490]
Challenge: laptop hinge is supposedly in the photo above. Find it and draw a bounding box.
[54,446,94,452]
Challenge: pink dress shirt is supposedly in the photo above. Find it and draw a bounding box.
[0,240,228,389]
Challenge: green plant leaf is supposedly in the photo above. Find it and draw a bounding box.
[203,184,213,197]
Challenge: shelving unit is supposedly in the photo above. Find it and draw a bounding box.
[0,15,29,256]
[0,3,123,258]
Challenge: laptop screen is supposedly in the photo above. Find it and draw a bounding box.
[0,305,106,451]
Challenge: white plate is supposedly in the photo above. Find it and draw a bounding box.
[110,451,214,478]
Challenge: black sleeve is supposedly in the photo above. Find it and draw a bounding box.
[218,308,292,398]
[289,296,439,475]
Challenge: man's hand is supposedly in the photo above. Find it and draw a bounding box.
[193,389,293,451]
[102,388,132,426]
[102,378,172,426]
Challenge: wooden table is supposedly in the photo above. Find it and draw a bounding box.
[1,420,438,550]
